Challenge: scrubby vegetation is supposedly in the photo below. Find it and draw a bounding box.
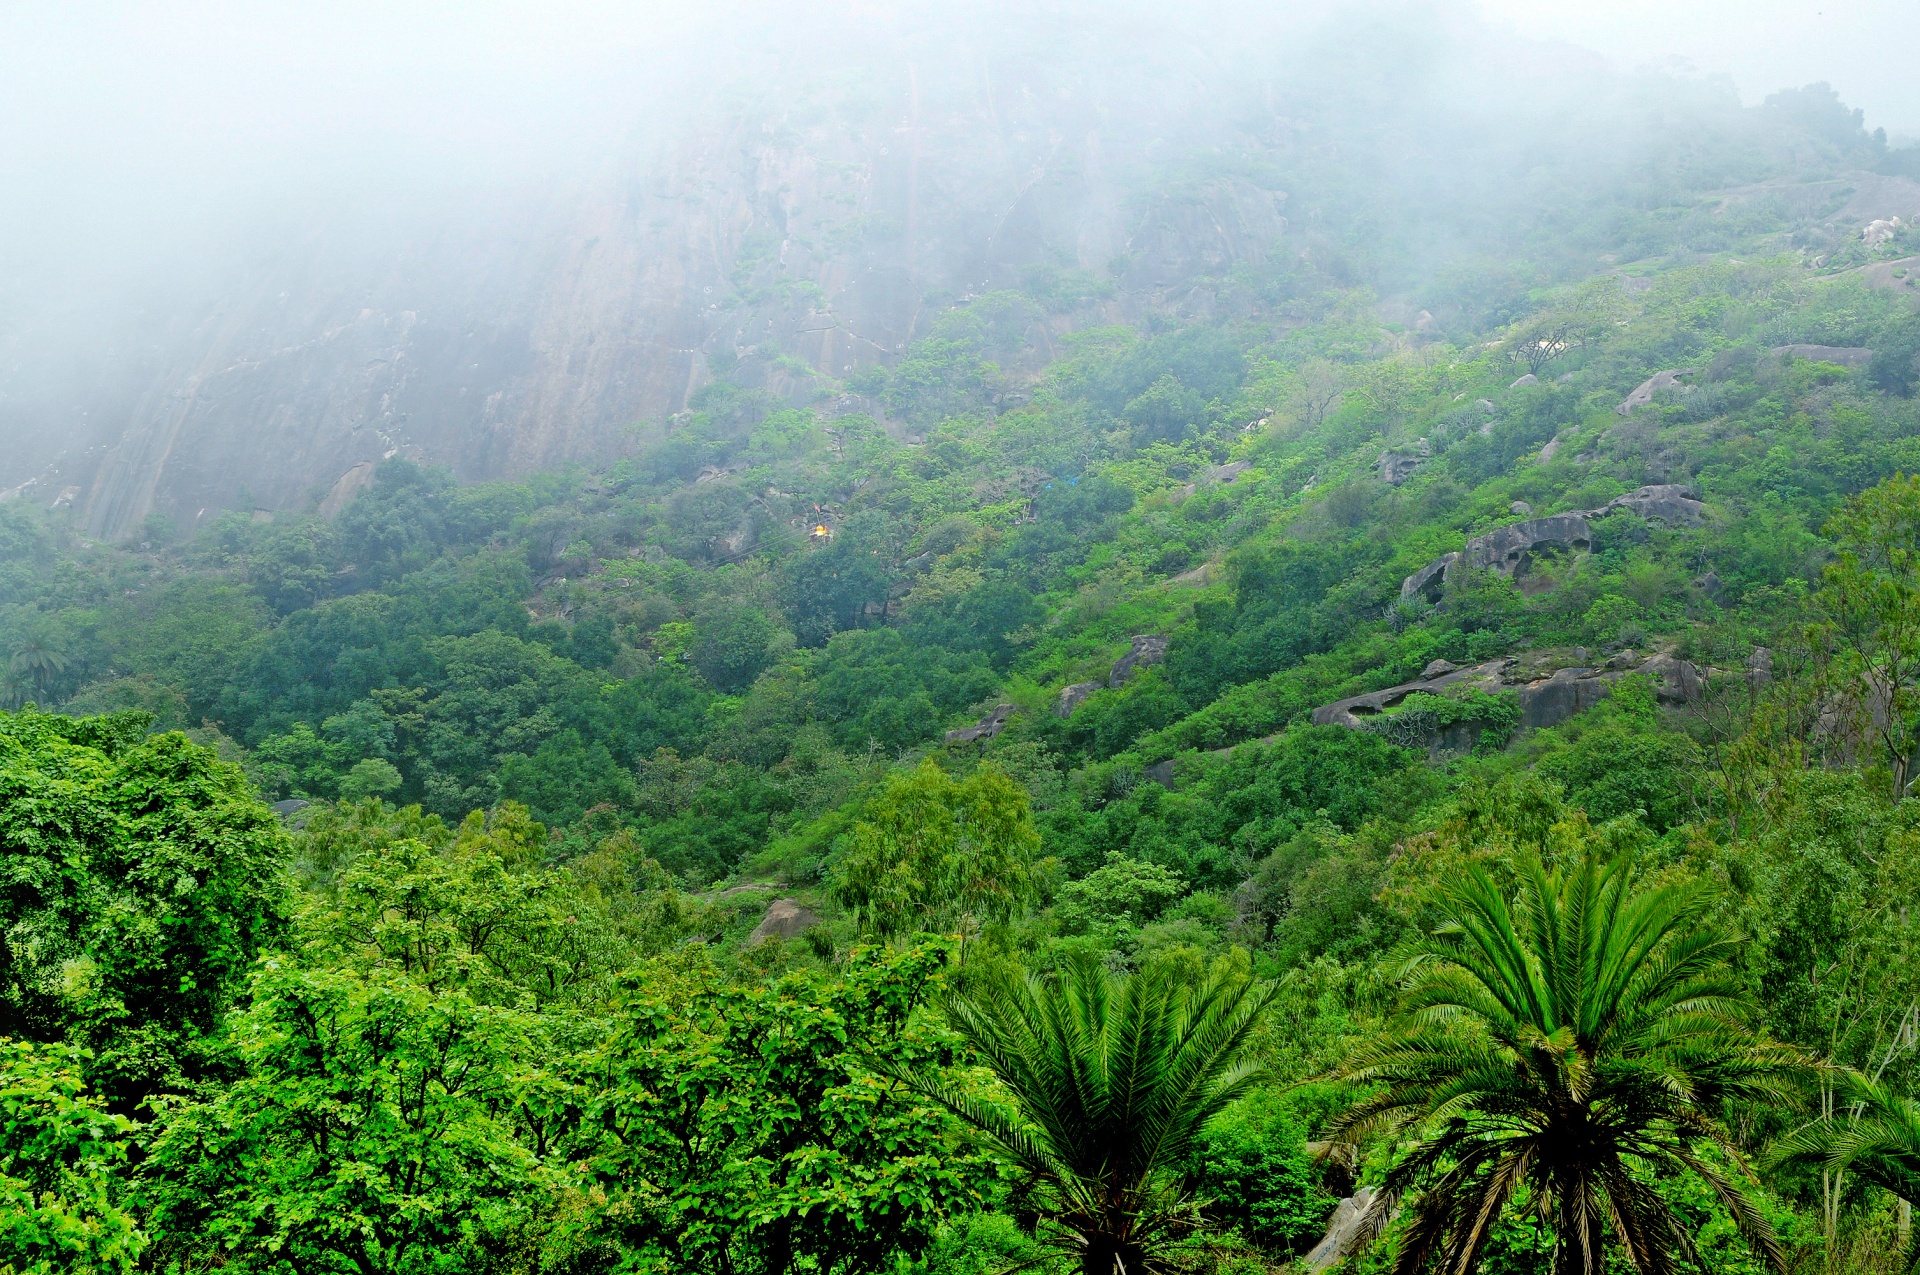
[11,74,1920,1275]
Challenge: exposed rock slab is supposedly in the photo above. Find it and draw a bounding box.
[1616,369,1694,416]
[1056,682,1102,718]
[1109,635,1169,687]
[1399,486,1705,603]
[1311,648,1703,744]
[1305,1187,1381,1273]
[748,898,822,945]
[946,703,1018,744]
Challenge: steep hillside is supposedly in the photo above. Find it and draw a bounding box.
[9,5,1915,546]
[15,51,1920,1275]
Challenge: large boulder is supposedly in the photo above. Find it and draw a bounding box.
[1109,635,1169,687]
[1616,368,1694,416]
[748,898,822,945]
[1056,682,1101,718]
[1459,512,1594,576]
[1311,658,1510,729]
[1311,648,1704,744]
[1304,1187,1382,1273]
[1398,486,1706,603]
[1593,483,1705,526]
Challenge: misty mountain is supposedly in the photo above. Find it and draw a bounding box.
[7,1,1915,542]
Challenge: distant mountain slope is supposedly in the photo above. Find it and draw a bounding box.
[1,4,1909,543]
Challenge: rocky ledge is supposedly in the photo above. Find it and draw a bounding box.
[1400,485,1706,604]
[1311,647,1703,749]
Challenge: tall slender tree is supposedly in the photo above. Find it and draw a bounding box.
[1327,845,1807,1275]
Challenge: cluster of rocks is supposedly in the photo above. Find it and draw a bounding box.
[1400,485,1706,605]
[1053,635,1172,721]
[1377,439,1432,485]
[1310,647,1705,753]
[1179,460,1252,497]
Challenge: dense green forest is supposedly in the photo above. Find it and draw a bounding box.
[15,77,1920,1275]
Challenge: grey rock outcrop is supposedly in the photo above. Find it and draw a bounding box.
[1400,554,1459,605]
[1109,635,1170,687]
[1377,440,1431,485]
[1771,344,1873,367]
[1057,682,1102,718]
[1509,500,1533,516]
[1617,369,1695,416]
[1311,648,1703,743]
[9,42,1306,543]
[1509,373,1538,388]
[946,703,1018,744]
[1304,1187,1383,1273]
[1400,486,1705,603]
[1312,659,1510,729]
[1594,483,1705,525]
[748,898,822,945]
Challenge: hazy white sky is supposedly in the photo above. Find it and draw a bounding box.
[1476,0,1920,136]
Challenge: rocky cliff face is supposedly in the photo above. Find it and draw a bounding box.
[3,35,1292,542]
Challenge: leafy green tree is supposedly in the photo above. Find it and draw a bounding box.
[138,963,542,1275]
[6,641,70,705]
[1053,851,1186,936]
[1771,1072,1920,1264]
[902,954,1274,1275]
[0,709,289,1104]
[691,598,785,692]
[0,1039,142,1275]
[833,759,1040,941]
[780,513,899,647]
[564,943,986,1275]
[338,757,403,802]
[1817,474,1920,800]
[1328,843,1805,1275]
[1192,1087,1333,1255]
[304,803,629,1008]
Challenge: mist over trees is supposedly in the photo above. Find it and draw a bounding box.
[9,3,1920,1274]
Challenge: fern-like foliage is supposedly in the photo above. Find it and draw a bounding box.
[892,955,1274,1275]
[1771,1074,1920,1269]
[1326,846,1810,1275]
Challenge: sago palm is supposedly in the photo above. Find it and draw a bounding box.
[898,955,1274,1275]
[1327,846,1806,1275]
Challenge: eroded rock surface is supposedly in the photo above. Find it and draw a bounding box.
[1109,635,1169,687]
[1057,682,1102,718]
[1771,344,1873,367]
[1304,1187,1381,1273]
[1311,648,1703,745]
[749,899,822,945]
[1617,368,1694,416]
[946,703,1018,744]
[1399,486,1706,603]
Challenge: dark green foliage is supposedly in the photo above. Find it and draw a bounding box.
[566,944,985,1275]
[1194,1089,1332,1254]
[0,710,289,1104]
[809,628,997,751]
[691,598,783,692]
